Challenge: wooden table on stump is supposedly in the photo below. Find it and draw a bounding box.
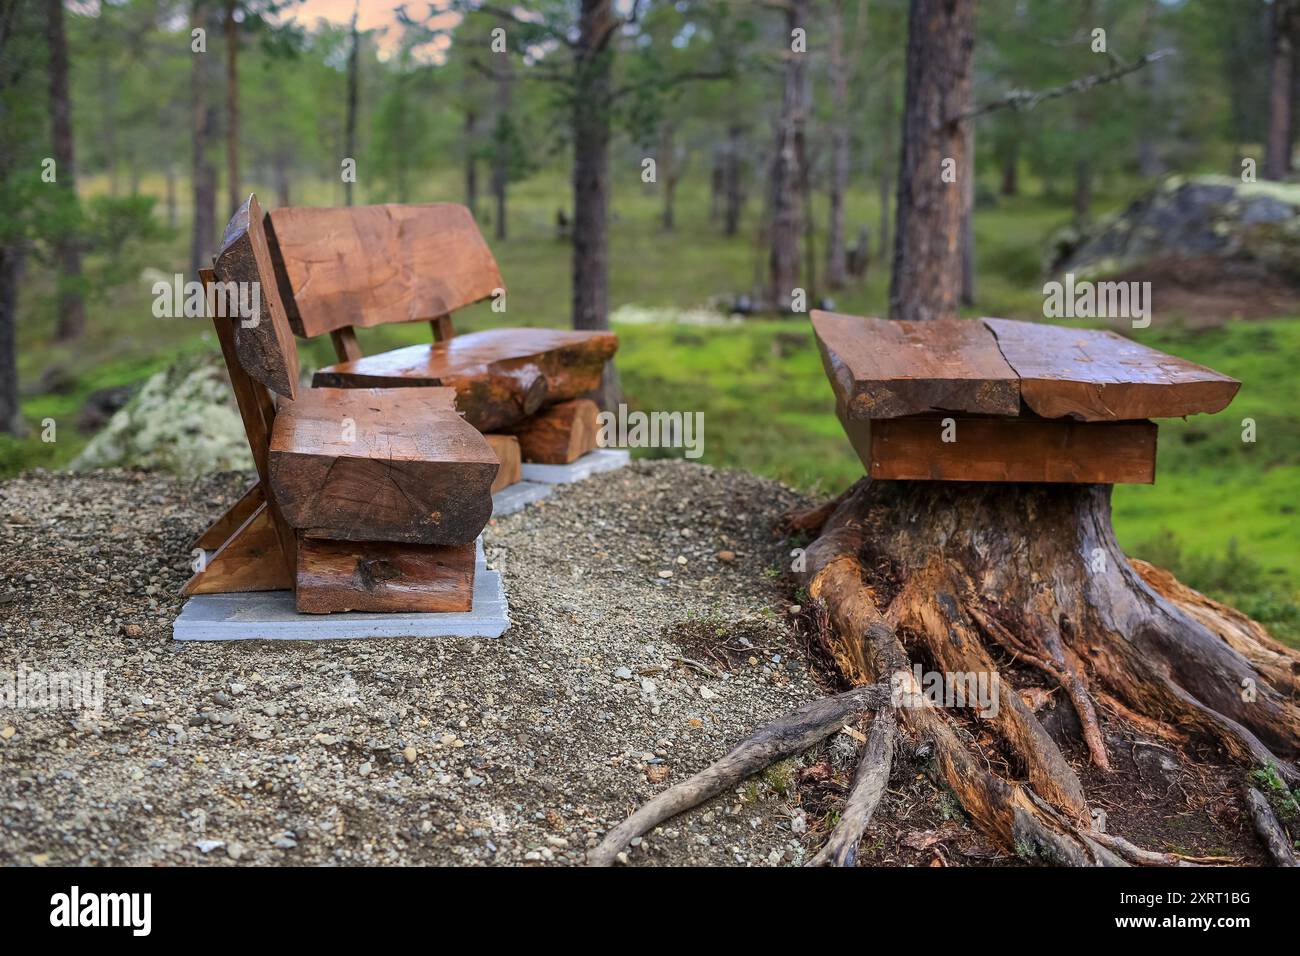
[589,312,1300,868]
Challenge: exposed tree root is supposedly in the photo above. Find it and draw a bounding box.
[586,683,891,866]
[589,478,1300,866]
[807,709,896,866]
[1244,788,1298,867]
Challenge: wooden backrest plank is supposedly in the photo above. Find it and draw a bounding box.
[811,311,1021,419]
[266,203,502,338]
[982,318,1240,420]
[200,265,296,577]
[213,194,300,399]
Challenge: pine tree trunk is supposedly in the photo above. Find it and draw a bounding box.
[224,0,239,215]
[344,14,359,206]
[190,2,218,279]
[1266,0,1296,180]
[768,0,808,312]
[46,0,85,341]
[165,163,177,228]
[999,138,1018,196]
[660,122,677,231]
[723,121,744,237]
[960,121,975,306]
[1073,156,1092,224]
[571,0,612,333]
[493,56,512,241]
[465,110,479,217]
[877,77,893,260]
[0,244,23,435]
[824,0,851,291]
[888,0,974,322]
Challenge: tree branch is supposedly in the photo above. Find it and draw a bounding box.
[953,48,1175,124]
[471,2,576,48]
[611,67,733,102]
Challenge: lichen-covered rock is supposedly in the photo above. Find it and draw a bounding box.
[70,354,251,478]
[1053,177,1299,273]
[1048,176,1300,320]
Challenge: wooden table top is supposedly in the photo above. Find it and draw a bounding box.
[812,312,1240,422]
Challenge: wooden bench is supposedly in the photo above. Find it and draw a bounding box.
[262,203,618,473]
[185,195,497,614]
[811,311,1240,484]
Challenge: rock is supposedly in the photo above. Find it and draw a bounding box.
[194,839,224,854]
[699,686,718,701]
[120,623,142,638]
[77,384,136,433]
[1050,175,1300,319]
[225,841,246,861]
[640,677,657,695]
[613,667,634,681]
[403,746,417,764]
[69,353,252,478]
[0,726,15,740]
[716,550,735,562]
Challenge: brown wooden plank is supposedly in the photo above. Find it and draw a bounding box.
[182,501,293,594]
[983,318,1240,421]
[508,398,600,464]
[859,416,1157,484]
[329,326,363,362]
[202,267,297,579]
[266,203,503,337]
[269,387,498,545]
[484,434,522,492]
[430,314,454,342]
[811,310,1020,420]
[213,194,300,399]
[313,327,619,432]
[295,537,476,614]
[192,479,263,550]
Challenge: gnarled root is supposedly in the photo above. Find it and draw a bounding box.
[590,478,1300,866]
[586,683,891,866]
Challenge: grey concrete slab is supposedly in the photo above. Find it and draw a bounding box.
[490,480,552,517]
[173,537,508,641]
[520,448,631,485]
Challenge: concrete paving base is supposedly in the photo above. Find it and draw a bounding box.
[173,538,508,641]
[520,448,631,485]
[490,480,552,517]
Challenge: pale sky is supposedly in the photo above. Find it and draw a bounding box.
[282,0,462,59]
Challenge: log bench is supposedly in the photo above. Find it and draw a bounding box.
[811,311,1240,484]
[184,195,496,614]
[263,202,616,470]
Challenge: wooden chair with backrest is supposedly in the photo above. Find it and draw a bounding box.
[186,194,499,614]
[260,203,619,474]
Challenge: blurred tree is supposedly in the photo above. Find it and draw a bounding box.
[191,0,219,278]
[889,0,975,322]
[767,0,809,311]
[1266,0,1298,178]
[46,0,86,341]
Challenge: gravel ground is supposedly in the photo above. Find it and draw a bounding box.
[0,460,833,866]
